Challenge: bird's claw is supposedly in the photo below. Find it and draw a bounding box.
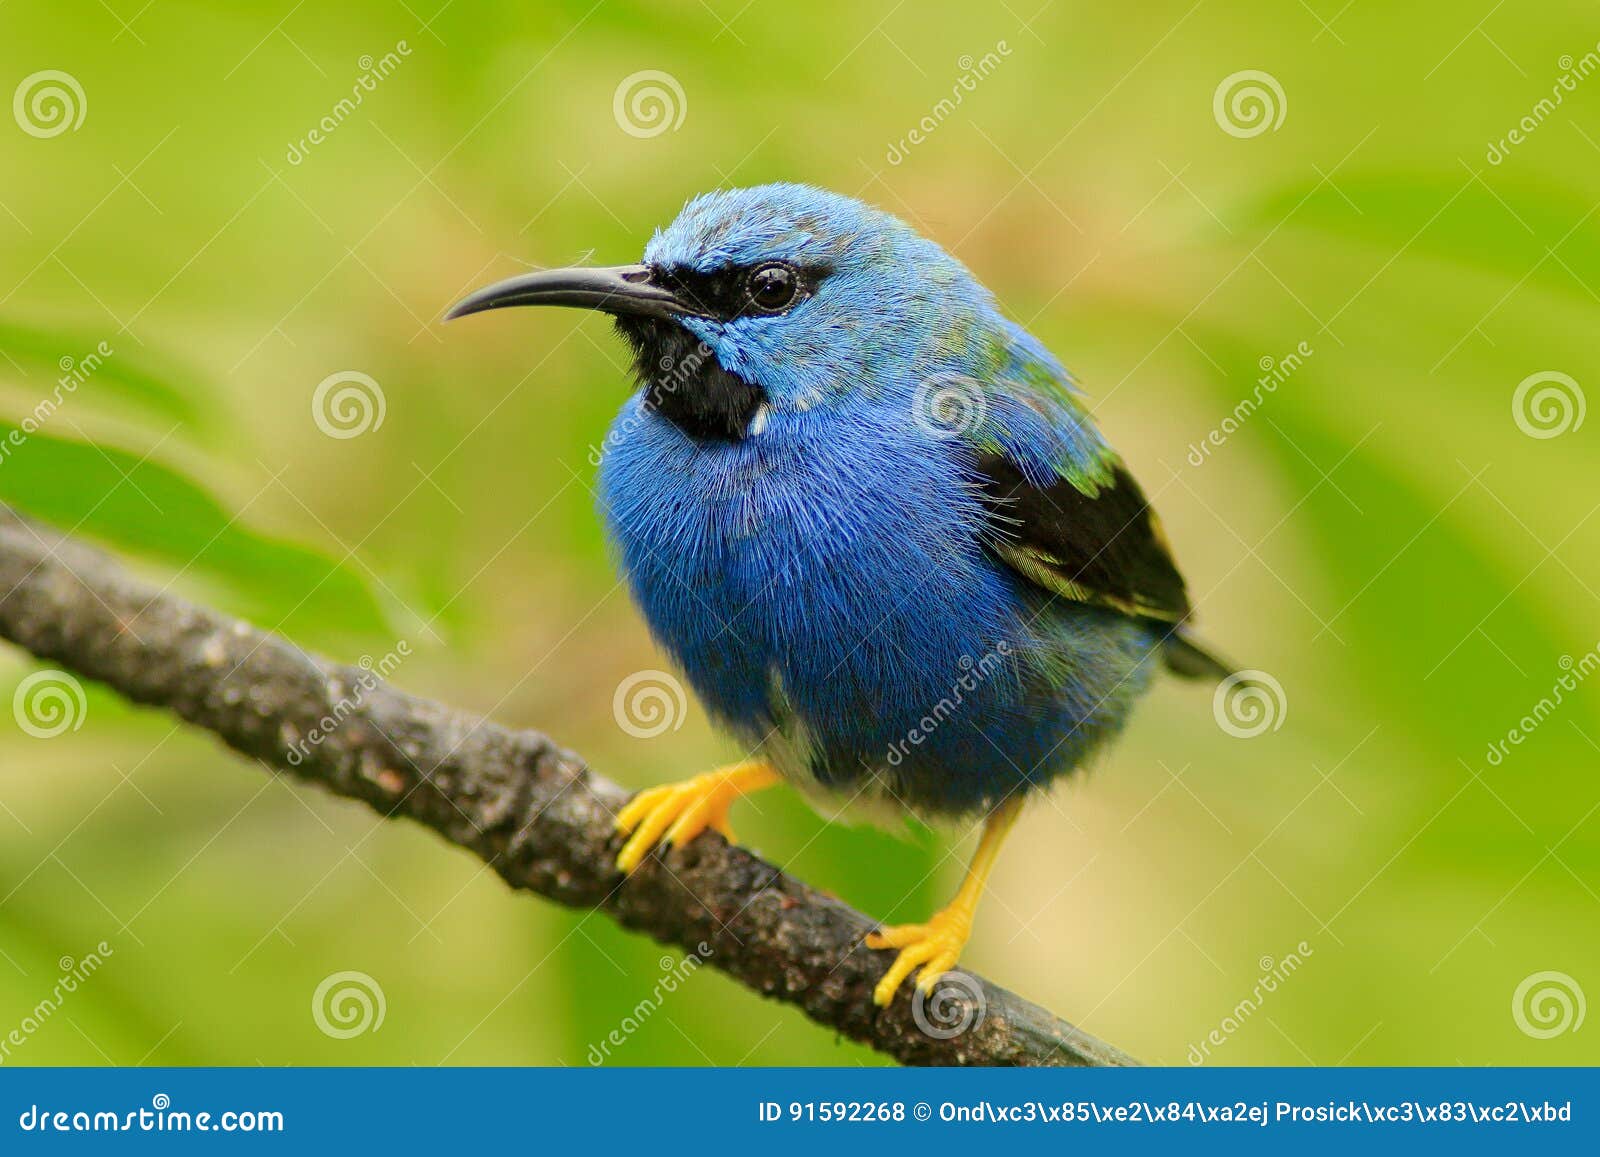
[613,762,776,873]
[866,906,974,1007]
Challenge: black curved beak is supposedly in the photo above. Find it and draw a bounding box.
[444,264,700,323]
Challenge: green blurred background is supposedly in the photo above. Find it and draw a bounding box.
[1,0,1596,1066]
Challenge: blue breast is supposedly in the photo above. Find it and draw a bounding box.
[596,393,1158,816]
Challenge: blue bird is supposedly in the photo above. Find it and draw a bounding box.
[448,183,1231,1006]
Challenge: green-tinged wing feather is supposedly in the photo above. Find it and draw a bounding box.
[977,452,1192,623]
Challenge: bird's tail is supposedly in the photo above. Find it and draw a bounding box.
[1162,629,1235,682]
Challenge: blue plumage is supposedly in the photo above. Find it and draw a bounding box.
[449,182,1227,1002]
[596,386,1161,816]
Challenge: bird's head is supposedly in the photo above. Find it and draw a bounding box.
[448,183,1006,441]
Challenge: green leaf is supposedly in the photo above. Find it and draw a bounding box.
[0,319,214,435]
[0,422,391,641]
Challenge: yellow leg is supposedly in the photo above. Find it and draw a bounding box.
[866,795,1024,1006]
[614,759,781,873]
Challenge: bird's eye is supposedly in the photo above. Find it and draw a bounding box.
[745,263,799,313]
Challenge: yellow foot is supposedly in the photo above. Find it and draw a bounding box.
[866,905,974,1006]
[614,760,780,873]
[866,795,1025,1007]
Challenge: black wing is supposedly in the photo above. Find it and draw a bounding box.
[977,452,1191,623]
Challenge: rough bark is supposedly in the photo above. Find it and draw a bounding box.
[0,505,1136,1067]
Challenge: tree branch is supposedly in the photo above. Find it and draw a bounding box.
[0,504,1136,1067]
